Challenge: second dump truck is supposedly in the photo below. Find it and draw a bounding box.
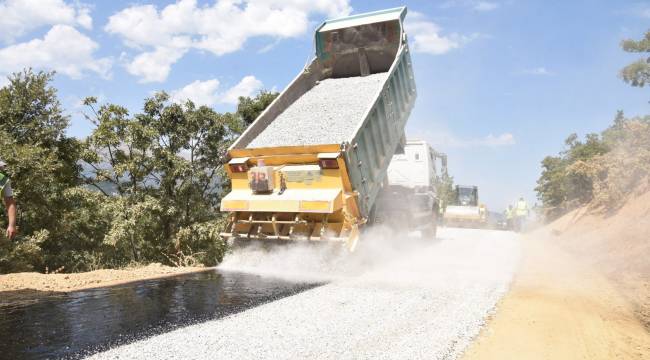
[375,140,446,237]
[219,7,417,251]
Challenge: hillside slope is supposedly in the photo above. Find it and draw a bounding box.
[549,188,650,326]
[463,190,650,360]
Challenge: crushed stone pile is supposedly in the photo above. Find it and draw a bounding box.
[247,72,388,148]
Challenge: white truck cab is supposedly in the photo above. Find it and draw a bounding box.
[374,140,445,238]
[387,140,438,190]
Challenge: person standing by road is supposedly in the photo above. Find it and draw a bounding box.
[514,197,529,232]
[505,205,514,230]
[0,160,17,239]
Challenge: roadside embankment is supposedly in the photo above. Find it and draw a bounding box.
[0,263,211,305]
[464,189,650,360]
[549,188,650,328]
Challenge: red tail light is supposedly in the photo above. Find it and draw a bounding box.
[230,163,248,173]
[318,158,339,169]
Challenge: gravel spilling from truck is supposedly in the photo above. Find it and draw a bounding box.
[88,228,521,360]
[246,72,388,148]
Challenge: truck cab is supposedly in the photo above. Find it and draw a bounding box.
[373,140,444,237]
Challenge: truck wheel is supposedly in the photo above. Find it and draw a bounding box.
[422,222,437,239]
[422,210,438,239]
[366,204,378,226]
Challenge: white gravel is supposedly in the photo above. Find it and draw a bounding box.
[246,72,388,148]
[88,228,521,360]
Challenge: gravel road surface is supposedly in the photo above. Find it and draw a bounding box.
[88,228,521,360]
[247,72,388,148]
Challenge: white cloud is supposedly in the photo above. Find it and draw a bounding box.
[171,79,221,106]
[482,133,516,146]
[424,128,516,148]
[171,75,264,106]
[126,47,188,83]
[441,0,500,12]
[220,75,263,104]
[0,25,112,79]
[473,1,499,11]
[0,0,92,44]
[407,13,480,55]
[106,0,352,83]
[522,67,553,76]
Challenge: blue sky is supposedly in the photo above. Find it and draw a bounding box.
[1,0,649,210]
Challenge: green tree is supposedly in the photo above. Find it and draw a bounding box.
[0,70,85,272]
[0,69,275,273]
[236,90,279,126]
[620,30,650,88]
[435,172,455,209]
[83,93,241,266]
[537,30,650,221]
[535,131,608,219]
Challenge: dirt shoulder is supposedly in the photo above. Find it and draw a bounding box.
[0,263,212,305]
[463,232,650,360]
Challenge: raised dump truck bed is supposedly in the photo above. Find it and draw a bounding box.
[221,7,416,250]
[246,72,389,148]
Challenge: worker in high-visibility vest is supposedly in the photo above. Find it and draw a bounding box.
[504,205,514,230]
[0,160,17,239]
[514,197,528,232]
[437,199,445,227]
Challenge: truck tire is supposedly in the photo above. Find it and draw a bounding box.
[422,206,438,239]
[366,204,378,226]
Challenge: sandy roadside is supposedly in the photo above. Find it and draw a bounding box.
[463,231,650,360]
[0,263,213,305]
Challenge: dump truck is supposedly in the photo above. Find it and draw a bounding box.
[219,7,417,251]
[374,140,447,237]
[443,185,488,228]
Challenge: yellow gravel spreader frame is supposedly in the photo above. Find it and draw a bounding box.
[220,144,363,251]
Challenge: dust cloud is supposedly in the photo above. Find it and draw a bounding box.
[92,228,523,360]
[217,225,425,283]
[218,226,522,288]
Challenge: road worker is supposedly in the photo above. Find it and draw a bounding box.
[514,197,529,232]
[0,160,17,239]
[505,205,514,230]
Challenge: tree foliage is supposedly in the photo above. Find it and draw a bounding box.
[236,90,279,125]
[537,30,650,221]
[435,172,455,209]
[0,70,276,273]
[0,70,85,272]
[536,111,650,219]
[535,130,609,218]
[80,93,238,267]
[620,30,650,88]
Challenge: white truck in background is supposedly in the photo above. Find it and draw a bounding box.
[373,140,447,237]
